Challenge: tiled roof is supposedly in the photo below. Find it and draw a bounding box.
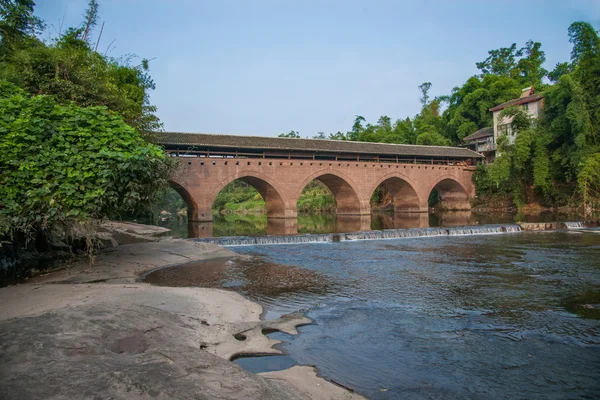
[489,93,543,112]
[152,132,483,159]
[463,127,494,142]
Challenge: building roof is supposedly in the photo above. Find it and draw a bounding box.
[463,127,494,142]
[153,132,483,159]
[489,93,543,112]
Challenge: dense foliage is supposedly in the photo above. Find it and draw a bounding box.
[0,82,172,236]
[0,1,160,132]
[475,22,600,209]
[0,1,171,248]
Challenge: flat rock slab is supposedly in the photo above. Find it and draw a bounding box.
[0,286,303,400]
[100,221,171,236]
[28,239,236,285]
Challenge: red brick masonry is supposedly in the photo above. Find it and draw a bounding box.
[171,157,476,222]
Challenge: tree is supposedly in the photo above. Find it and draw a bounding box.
[313,131,326,139]
[0,1,161,132]
[0,0,43,39]
[415,128,450,146]
[578,153,600,211]
[515,40,547,87]
[326,131,344,140]
[476,43,519,77]
[548,62,570,82]
[278,130,300,138]
[568,21,600,63]
[476,41,548,87]
[346,115,365,141]
[568,22,600,125]
[418,82,432,106]
[81,0,99,44]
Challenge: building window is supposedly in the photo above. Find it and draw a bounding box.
[523,103,529,111]
[498,123,513,137]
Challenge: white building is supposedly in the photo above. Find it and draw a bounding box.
[489,87,544,144]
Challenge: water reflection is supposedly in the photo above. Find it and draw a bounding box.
[156,211,597,239]
[372,212,429,229]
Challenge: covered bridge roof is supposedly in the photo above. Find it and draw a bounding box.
[153,132,482,160]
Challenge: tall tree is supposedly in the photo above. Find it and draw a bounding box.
[81,0,99,44]
[418,81,432,106]
[568,21,600,125]
[476,41,548,87]
[515,40,547,87]
[0,0,42,37]
[349,115,365,141]
[476,43,519,77]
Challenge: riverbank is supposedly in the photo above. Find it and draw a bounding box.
[0,239,364,399]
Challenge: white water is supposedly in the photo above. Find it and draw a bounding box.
[194,224,523,246]
[564,221,585,229]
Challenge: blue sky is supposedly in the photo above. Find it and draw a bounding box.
[36,1,599,137]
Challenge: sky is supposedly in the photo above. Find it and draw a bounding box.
[35,0,600,138]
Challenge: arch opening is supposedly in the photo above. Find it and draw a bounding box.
[371,177,421,213]
[169,181,199,221]
[430,178,471,211]
[304,174,362,215]
[296,180,336,213]
[212,177,287,219]
[429,188,441,210]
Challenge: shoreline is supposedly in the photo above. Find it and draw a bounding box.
[0,239,364,400]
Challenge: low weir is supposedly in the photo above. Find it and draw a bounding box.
[564,221,585,229]
[193,224,523,246]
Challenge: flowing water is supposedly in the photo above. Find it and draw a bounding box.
[192,224,523,246]
[145,227,600,399]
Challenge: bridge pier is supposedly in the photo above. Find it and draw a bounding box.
[187,221,214,238]
[190,208,215,223]
[267,218,299,235]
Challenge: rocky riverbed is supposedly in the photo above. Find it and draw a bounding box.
[0,237,363,400]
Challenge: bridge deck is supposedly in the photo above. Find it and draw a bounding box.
[154,132,482,165]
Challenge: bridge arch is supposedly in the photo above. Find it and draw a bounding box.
[212,172,293,219]
[369,174,424,213]
[169,180,199,221]
[428,176,471,211]
[295,170,368,215]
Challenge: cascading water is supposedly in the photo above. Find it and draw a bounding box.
[564,221,585,229]
[193,224,522,246]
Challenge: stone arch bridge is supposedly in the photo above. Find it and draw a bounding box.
[154,133,482,224]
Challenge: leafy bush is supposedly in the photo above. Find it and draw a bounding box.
[0,82,173,237]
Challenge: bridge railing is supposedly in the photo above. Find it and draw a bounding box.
[165,148,473,166]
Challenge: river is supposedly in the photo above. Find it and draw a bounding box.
[157,211,586,238]
[145,224,600,399]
